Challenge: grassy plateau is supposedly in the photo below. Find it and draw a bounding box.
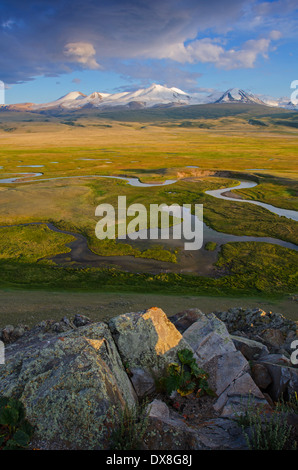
[0,102,297,320]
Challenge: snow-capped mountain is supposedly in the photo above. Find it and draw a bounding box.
[32,84,194,110]
[4,84,297,112]
[257,94,297,109]
[214,88,265,105]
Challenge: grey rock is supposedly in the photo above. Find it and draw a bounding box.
[183,312,236,365]
[73,314,91,327]
[251,363,272,390]
[260,362,298,401]
[203,350,249,397]
[148,399,170,420]
[231,335,269,360]
[214,372,268,416]
[258,353,292,366]
[169,308,204,334]
[130,368,156,398]
[108,307,193,376]
[0,322,137,450]
[145,400,247,450]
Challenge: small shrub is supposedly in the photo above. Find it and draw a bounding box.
[109,401,150,450]
[240,406,295,450]
[233,395,258,428]
[276,392,298,414]
[0,396,34,450]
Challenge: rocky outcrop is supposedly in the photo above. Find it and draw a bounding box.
[0,306,297,450]
[182,310,268,416]
[144,399,247,450]
[214,307,297,357]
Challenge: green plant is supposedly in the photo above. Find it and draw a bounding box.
[240,406,295,450]
[276,392,298,414]
[159,348,215,398]
[0,396,34,450]
[109,401,150,450]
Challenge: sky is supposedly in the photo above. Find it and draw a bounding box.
[1,0,298,104]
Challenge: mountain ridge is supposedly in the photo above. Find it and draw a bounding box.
[2,84,297,112]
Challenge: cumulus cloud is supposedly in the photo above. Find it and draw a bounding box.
[155,33,280,69]
[64,42,101,69]
[0,0,294,84]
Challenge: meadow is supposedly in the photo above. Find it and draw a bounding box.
[0,103,297,319]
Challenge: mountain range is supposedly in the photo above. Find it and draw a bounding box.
[1,84,296,112]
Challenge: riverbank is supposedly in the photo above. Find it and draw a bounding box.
[0,288,297,328]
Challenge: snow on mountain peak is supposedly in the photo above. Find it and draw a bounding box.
[28,83,294,111]
[215,88,265,105]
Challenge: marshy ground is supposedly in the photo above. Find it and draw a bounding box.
[0,105,297,324]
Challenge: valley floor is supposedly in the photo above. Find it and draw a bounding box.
[0,288,297,328]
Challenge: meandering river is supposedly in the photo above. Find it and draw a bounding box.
[0,172,297,274]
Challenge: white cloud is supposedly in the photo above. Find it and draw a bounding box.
[64,42,101,70]
[269,30,282,40]
[154,32,280,69]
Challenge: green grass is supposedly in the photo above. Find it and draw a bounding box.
[205,242,217,251]
[0,108,297,297]
[0,225,75,263]
[232,180,298,211]
[0,242,296,296]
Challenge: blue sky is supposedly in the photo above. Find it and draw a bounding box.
[1,0,297,104]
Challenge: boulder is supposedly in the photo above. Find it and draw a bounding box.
[182,313,267,416]
[214,372,269,416]
[0,322,137,449]
[258,353,292,366]
[144,400,247,450]
[130,368,156,398]
[251,363,272,390]
[1,325,15,343]
[169,308,204,334]
[108,307,193,376]
[73,314,91,328]
[203,350,249,397]
[261,329,285,348]
[182,312,236,364]
[259,362,298,402]
[231,335,269,360]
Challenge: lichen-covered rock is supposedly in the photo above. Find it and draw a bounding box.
[0,322,136,449]
[214,308,297,356]
[108,307,193,376]
[73,314,91,328]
